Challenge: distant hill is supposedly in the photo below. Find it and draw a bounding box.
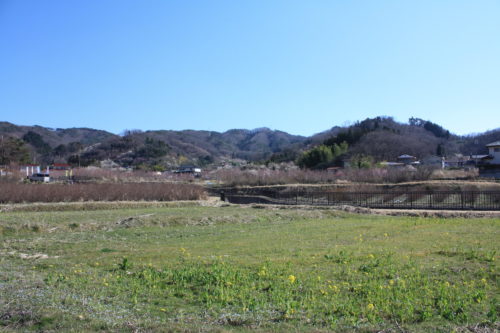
[0,122,116,146]
[271,117,500,168]
[137,127,306,161]
[1,119,499,169]
[0,122,306,168]
[458,129,500,155]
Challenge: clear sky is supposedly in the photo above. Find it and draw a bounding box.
[1,0,499,136]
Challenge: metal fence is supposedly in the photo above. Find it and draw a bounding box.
[219,189,500,211]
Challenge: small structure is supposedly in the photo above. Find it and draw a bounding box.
[174,165,202,176]
[468,154,493,166]
[444,155,468,168]
[100,159,120,169]
[478,141,500,178]
[421,156,445,169]
[381,154,421,168]
[20,164,41,176]
[397,154,419,165]
[486,141,500,164]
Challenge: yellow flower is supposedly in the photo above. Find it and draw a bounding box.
[328,285,339,293]
[366,303,375,311]
[384,233,388,237]
[288,275,296,284]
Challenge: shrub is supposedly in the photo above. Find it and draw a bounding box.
[0,183,205,203]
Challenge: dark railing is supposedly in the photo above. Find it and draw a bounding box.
[218,189,500,211]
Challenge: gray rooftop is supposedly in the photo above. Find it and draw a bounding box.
[486,141,500,147]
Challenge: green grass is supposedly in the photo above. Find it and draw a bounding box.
[0,204,498,332]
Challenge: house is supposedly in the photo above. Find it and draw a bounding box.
[379,154,421,168]
[478,141,500,179]
[468,154,492,166]
[486,141,500,164]
[444,154,469,168]
[175,165,202,175]
[20,164,41,176]
[397,154,420,165]
[421,156,445,169]
[100,159,120,169]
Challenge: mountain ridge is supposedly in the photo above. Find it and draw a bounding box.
[1,119,499,169]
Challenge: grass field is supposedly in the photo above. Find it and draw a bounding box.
[0,203,498,332]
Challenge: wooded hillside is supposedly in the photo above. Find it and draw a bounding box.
[1,118,498,170]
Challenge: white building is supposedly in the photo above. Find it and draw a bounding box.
[486,141,500,164]
[20,164,41,176]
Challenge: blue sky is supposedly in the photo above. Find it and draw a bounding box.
[0,1,499,136]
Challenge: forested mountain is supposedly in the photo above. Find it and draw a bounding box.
[0,122,116,147]
[1,118,499,170]
[288,117,500,169]
[0,122,118,165]
[0,122,306,168]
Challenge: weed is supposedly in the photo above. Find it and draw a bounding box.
[46,256,496,329]
[118,257,131,271]
[68,223,79,230]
